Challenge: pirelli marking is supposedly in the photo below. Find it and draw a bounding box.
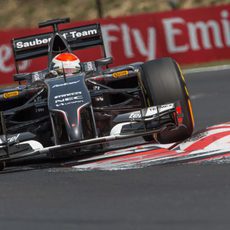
[3,91,19,99]
[112,70,128,78]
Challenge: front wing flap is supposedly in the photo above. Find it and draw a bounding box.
[0,129,161,165]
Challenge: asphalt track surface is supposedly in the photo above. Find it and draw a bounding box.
[1,68,230,230]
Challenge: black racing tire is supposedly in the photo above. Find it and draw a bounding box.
[141,57,194,143]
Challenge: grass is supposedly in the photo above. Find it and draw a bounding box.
[0,0,230,28]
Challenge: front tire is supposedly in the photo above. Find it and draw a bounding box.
[141,57,194,143]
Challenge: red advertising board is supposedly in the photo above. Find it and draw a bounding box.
[1,4,230,84]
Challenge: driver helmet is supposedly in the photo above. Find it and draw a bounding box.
[50,53,81,75]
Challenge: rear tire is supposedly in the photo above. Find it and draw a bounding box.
[141,57,194,143]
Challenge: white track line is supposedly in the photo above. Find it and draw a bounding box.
[183,64,230,74]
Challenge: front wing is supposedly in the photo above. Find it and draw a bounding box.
[0,102,186,170]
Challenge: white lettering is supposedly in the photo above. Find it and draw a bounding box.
[221,10,230,47]
[102,24,156,60]
[101,24,119,57]
[82,31,87,36]
[16,37,52,49]
[87,29,97,35]
[163,17,189,53]
[62,32,68,39]
[121,23,134,58]
[16,41,23,49]
[188,20,223,50]
[76,32,82,37]
[15,28,98,50]
[54,92,82,99]
[52,80,80,88]
[132,27,156,60]
[18,60,31,71]
[70,31,76,38]
[0,45,14,72]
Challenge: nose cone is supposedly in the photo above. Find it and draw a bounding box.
[66,123,83,141]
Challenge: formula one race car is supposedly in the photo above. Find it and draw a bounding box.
[0,18,194,169]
